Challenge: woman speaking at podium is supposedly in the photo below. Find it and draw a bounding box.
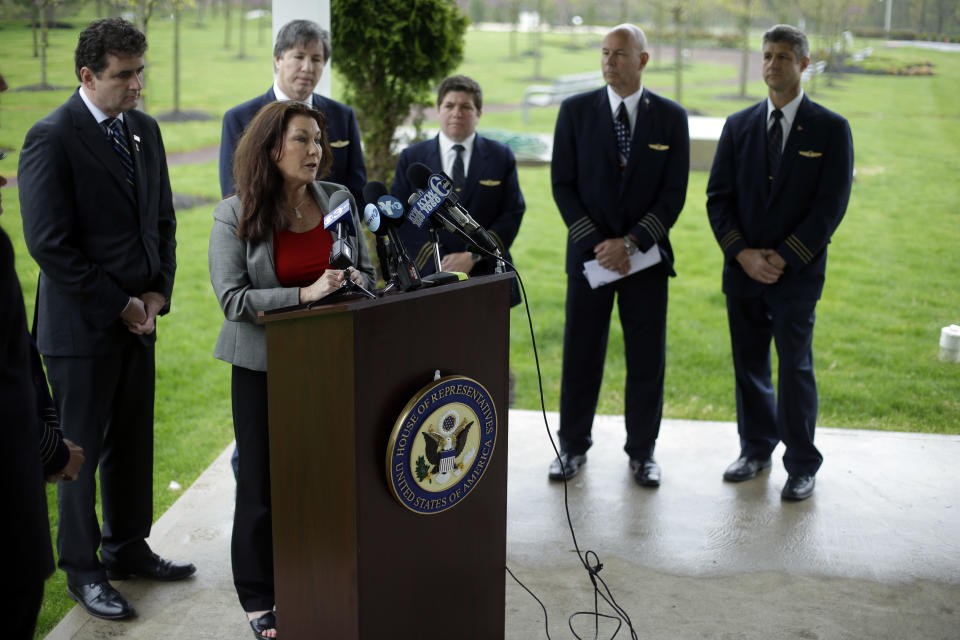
[208,100,374,639]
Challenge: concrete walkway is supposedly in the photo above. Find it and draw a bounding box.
[46,412,960,639]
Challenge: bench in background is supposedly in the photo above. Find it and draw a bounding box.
[522,71,604,124]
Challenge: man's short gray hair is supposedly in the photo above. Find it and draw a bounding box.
[273,19,332,62]
[763,24,810,61]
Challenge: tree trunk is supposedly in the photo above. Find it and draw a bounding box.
[224,0,233,49]
[139,5,152,112]
[40,18,48,87]
[738,0,751,98]
[673,5,683,105]
[258,0,267,45]
[362,110,402,185]
[509,0,518,60]
[238,0,248,59]
[32,5,39,58]
[532,0,544,79]
[935,0,947,35]
[174,5,181,113]
[653,3,664,69]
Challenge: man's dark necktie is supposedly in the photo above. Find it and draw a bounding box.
[614,101,631,166]
[767,108,783,183]
[451,143,466,192]
[102,117,135,188]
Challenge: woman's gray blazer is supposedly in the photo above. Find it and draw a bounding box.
[209,180,376,372]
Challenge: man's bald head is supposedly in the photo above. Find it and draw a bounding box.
[602,23,650,97]
[609,23,648,54]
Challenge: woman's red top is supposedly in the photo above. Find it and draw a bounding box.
[273,222,333,287]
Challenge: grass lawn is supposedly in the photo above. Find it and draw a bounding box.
[0,9,957,637]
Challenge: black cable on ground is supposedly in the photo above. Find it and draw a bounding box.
[488,257,639,640]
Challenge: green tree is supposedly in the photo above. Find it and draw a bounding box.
[171,0,196,113]
[508,0,520,60]
[672,2,685,105]
[31,0,64,89]
[331,0,468,184]
[236,0,248,59]
[531,0,546,79]
[119,0,160,109]
[37,0,57,88]
[222,0,231,48]
[732,0,756,98]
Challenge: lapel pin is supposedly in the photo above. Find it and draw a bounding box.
[133,134,141,152]
[796,125,803,131]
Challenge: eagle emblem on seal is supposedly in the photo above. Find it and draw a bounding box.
[417,409,474,485]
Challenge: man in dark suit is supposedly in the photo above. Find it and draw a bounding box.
[391,75,525,294]
[2,68,82,632]
[550,24,689,486]
[706,24,854,501]
[18,18,194,621]
[219,19,366,204]
[1,222,54,639]
[2,222,86,639]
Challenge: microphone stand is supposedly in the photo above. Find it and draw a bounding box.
[421,227,461,285]
[430,228,443,274]
[493,250,505,274]
[306,267,376,308]
[336,267,376,299]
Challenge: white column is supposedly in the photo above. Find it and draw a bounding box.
[271,0,332,97]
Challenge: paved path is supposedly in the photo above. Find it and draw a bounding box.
[46,412,960,639]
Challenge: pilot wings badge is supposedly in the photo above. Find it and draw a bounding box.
[386,376,497,515]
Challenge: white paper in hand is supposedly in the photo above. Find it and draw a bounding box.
[582,244,662,289]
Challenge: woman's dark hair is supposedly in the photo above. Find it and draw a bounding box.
[232,101,332,242]
[74,18,147,81]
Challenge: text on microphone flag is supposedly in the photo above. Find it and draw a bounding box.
[323,199,352,230]
[377,195,404,219]
[362,203,381,232]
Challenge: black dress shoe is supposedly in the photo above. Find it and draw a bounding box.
[106,552,196,582]
[548,453,586,481]
[67,581,134,620]
[630,457,661,487]
[781,474,815,500]
[722,456,772,482]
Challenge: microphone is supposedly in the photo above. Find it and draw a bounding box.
[404,162,500,257]
[362,201,382,233]
[362,181,423,291]
[323,191,355,270]
[404,162,434,192]
[404,192,477,286]
[362,180,388,206]
[376,194,405,221]
[362,202,396,282]
[406,191,461,236]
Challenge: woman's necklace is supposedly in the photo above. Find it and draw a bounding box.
[290,195,307,220]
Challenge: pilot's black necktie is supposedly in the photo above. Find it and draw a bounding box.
[614,102,631,164]
[451,143,466,192]
[767,109,783,183]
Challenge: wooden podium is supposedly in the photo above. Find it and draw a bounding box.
[260,274,512,639]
